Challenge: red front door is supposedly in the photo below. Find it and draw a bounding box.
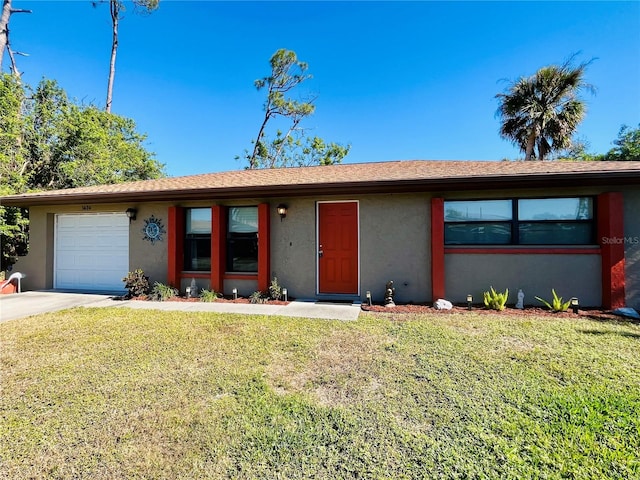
[318,202,359,295]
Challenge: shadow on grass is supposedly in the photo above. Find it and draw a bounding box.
[581,311,640,326]
[578,328,640,339]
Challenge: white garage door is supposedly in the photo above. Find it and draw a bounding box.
[55,213,129,292]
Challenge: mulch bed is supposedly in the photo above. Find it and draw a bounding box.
[361,303,633,322]
[119,295,635,322]
[123,295,289,306]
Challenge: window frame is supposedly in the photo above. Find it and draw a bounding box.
[444,196,596,246]
[226,206,259,274]
[183,207,212,272]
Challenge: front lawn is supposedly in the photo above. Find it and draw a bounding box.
[1,308,638,479]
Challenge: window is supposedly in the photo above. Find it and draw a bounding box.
[517,198,593,245]
[444,197,594,245]
[445,200,512,245]
[227,206,258,273]
[184,208,211,271]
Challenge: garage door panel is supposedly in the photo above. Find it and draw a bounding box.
[87,254,126,268]
[78,236,97,248]
[55,214,129,292]
[56,269,125,289]
[57,233,79,247]
[96,235,128,248]
[55,253,76,267]
[76,254,102,267]
[55,272,77,290]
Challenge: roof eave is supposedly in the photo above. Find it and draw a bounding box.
[3,171,640,207]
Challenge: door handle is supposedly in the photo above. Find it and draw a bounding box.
[318,250,323,258]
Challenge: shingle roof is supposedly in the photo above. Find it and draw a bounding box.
[3,160,640,206]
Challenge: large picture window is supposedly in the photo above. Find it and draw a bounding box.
[227,206,258,273]
[184,208,211,271]
[444,197,594,245]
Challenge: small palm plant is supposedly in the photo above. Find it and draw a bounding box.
[483,286,509,311]
[535,289,571,313]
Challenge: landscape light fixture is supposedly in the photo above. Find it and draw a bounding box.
[366,291,372,306]
[571,297,579,314]
[185,286,191,298]
[467,294,473,310]
[282,288,288,302]
[277,204,288,221]
[232,287,238,300]
[125,207,137,221]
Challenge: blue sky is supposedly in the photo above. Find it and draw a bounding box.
[5,1,640,177]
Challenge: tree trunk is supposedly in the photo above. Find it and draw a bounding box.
[1,1,31,76]
[249,114,269,169]
[0,0,12,68]
[525,130,537,161]
[105,0,120,113]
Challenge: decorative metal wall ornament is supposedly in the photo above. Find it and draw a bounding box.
[142,215,166,244]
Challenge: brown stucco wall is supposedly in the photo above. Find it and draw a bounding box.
[269,197,318,300]
[439,186,635,308]
[9,185,638,309]
[445,253,601,307]
[222,279,259,298]
[624,189,640,310]
[359,194,430,303]
[268,194,431,303]
[128,203,170,285]
[11,207,48,291]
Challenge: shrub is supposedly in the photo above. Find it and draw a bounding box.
[249,290,269,304]
[200,289,220,303]
[268,277,282,300]
[483,286,509,311]
[150,282,178,302]
[122,269,150,298]
[535,289,571,312]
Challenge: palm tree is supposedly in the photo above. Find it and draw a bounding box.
[496,59,593,161]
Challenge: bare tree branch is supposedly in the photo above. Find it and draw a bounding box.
[0,0,31,74]
[98,0,158,113]
[6,45,20,79]
[105,0,120,113]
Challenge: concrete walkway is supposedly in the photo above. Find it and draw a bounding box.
[0,291,362,323]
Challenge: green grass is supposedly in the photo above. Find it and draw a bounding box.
[1,308,639,479]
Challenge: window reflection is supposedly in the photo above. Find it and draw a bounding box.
[184,208,211,271]
[444,200,512,222]
[227,207,258,273]
[444,197,594,245]
[518,198,592,220]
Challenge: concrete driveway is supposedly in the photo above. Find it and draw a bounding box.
[0,291,117,323]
